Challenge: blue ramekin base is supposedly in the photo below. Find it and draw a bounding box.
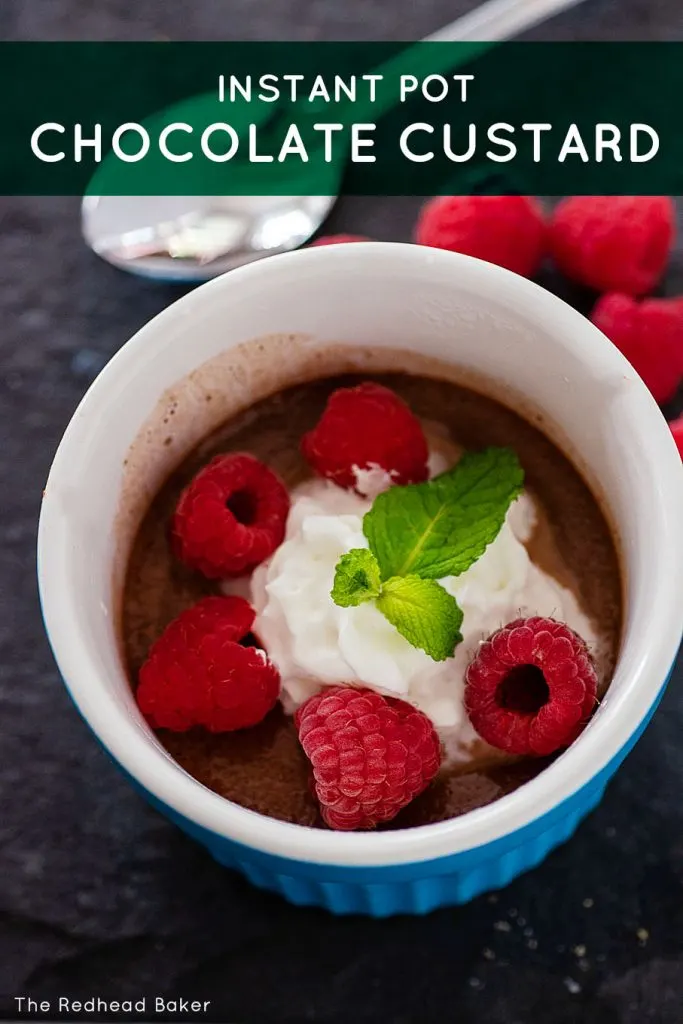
[128,674,670,917]
[141,771,607,916]
[84,665,672,917]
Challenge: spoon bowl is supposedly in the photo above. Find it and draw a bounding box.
[83,193,337,281]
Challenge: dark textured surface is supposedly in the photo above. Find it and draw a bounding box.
[2,2,683,1022]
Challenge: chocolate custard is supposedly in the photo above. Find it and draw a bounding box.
[122,373,622,830]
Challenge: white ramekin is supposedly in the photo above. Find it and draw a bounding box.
[38,243,683,915]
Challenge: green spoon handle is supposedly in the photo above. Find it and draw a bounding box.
[342,0,588,123]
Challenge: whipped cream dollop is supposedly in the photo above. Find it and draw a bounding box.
[246,469,599,750]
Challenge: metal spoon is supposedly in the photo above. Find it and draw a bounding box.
[83,0,587,282]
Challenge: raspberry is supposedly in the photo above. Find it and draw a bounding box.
[295,686,442,830]
[310,234,372,246]
[670,416,683,458]
[464,617,598,757]
[414,195,546,278]
[136,596,280,732]
[171,453,290,578]
[591,293,683,404]
[549,196,675,295]
[301,382,429,493]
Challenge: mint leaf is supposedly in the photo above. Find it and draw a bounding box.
[376,576,463,661]
[331,548,381,607]
[363,447,524,581]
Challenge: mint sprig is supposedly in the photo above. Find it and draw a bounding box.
[330,447,524,662]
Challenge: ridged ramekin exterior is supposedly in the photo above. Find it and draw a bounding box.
[124,679,668,917]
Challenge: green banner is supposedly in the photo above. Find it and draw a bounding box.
[3,42,683,195]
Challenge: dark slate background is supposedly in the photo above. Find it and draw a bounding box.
[2,2,683,1022]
